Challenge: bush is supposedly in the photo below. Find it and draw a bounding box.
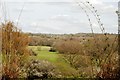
[83,35,119,78]
[54,40,83,54]
[29,37,54,47]
[49,47,56,52]
[26,59,56,79]
[1,22,30,78]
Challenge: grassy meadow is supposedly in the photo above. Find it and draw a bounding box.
[28,46,79,77]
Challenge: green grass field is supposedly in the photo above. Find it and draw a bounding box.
[28,46,78,77]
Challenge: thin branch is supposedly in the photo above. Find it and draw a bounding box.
[16,2,26,26]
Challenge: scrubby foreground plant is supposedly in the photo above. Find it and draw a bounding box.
[1,21,30,79]
[26,59,57,79]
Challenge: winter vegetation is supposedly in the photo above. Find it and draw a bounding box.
[0,0,119,79]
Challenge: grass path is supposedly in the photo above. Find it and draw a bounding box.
[29,46,78,77]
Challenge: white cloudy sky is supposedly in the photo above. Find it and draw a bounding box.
[0,0,119,34]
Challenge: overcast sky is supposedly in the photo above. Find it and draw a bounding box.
[0,0,119,34]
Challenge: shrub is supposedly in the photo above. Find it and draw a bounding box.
[54,40,83,54]
[29,37,54,47]
[83,34,119,78]
[26,59,56,79]
[49,47,56,52]
[1,22,30,78]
